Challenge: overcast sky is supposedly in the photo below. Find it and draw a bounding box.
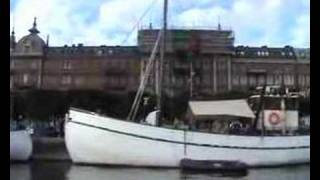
[10,0,309,47]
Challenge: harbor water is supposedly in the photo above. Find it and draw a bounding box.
[11,161,309,180]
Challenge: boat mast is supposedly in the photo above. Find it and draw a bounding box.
[156,0,168,123]
[253,85,266,131]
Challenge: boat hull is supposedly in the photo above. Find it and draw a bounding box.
[10,130,33,161]
[65,109,310,167]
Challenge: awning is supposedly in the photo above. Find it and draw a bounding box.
[188,99,255,120]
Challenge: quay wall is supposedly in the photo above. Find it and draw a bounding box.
[32,137,71,161]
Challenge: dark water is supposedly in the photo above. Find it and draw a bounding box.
[10,161,309,180]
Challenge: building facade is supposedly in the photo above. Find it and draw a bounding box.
[10,19,310,98]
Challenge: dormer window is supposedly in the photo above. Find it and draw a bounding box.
[23,40,31,53]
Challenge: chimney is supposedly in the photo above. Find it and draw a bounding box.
[46,35,50,47]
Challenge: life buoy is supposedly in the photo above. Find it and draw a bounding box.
[268,112,281,125]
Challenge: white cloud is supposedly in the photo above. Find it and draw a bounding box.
[171,0,309,47]
[10,0,309,47]
[290,14,310,47]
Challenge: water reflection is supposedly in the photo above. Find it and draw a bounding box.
[10,161,309,180]
[67,166,180,180]
[31,161,70,180]
[10,163,31,180]
[246,166,310,180]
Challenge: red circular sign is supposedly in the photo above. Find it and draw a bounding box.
[268,112,281,125]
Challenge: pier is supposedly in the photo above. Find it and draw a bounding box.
[32,137,71,161]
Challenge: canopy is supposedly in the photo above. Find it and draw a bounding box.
[188,99,255,120]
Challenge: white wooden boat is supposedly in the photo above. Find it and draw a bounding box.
[64,0,309,167]
[65,107,309,167]
[10,130,33,161]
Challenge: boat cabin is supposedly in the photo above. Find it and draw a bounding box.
[185,86,309,135]
[186,100,255,134]
[248,91,308,135]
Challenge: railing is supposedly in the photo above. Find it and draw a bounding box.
[139,25,233,31]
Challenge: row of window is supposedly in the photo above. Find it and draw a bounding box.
[232,74,310,87]
[11,74,136,87]
[49,47,138,56]
[237,51,294,57]
[10,61,39,69]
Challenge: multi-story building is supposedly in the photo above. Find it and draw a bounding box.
[10,19,141,93]
[10,19,310,98]
[139,29,309,97]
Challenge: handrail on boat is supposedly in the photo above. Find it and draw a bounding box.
[70,107,98,115]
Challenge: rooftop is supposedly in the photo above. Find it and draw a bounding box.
[233,46,301,59]
[46,45,140,58]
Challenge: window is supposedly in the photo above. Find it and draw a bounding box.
[31,61,38,69]
[305,75,309,87]
[63,60,72,70]
[285,98,298,110]
[62,75,72,85]
[267,74,273,85]
[257,75,265,86]
[75,77,84,86]
[248,75,256,86]
[274,74,281,85]
[284,74,294,86]
[240,75,247,86]
[232,75,239,86]
[299,75,305,87]
[23,74,29,84]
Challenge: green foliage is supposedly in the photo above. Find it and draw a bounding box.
[67,90,131,119]
[23,90,68,121]
[13,90,157,122]
[12,94,27,120]
[15,89,307,123]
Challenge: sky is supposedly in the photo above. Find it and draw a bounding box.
[10,0,310,47]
